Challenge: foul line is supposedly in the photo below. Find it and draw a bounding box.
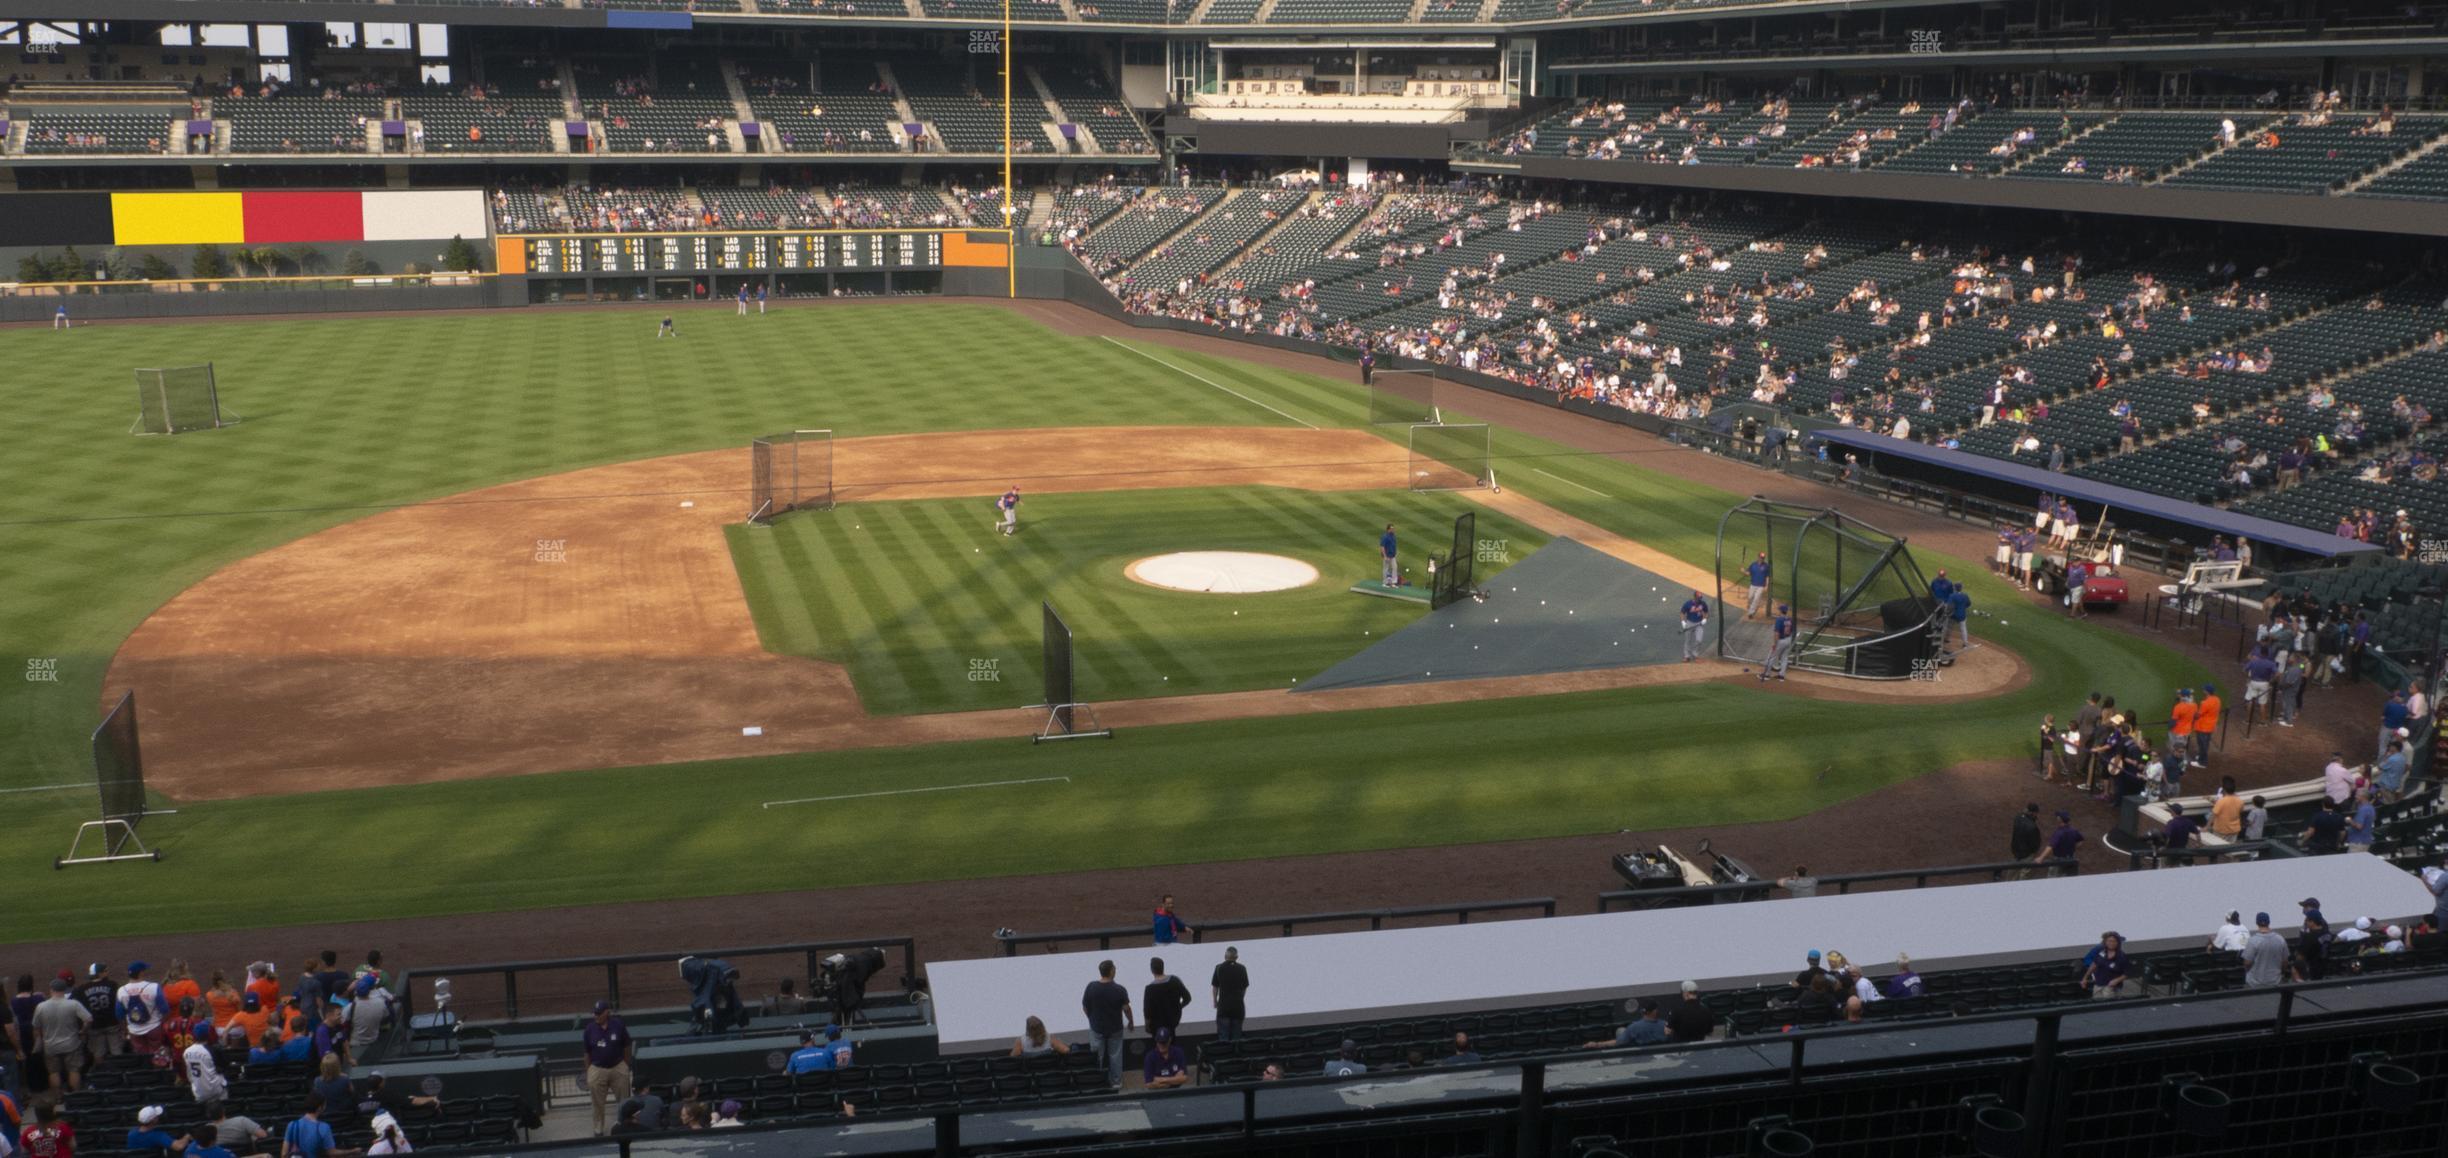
[1533,468,1610,498]
[761,776,1071,809]
[1099,337,1318,429]
[0,782,93,795]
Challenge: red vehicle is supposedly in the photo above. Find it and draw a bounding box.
[2067,559,2130,607]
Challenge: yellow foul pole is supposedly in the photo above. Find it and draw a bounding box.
[1004,0,1016,297]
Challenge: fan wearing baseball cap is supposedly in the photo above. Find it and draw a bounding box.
[127,1105,191,1154]
[1142,1027,1189,1089]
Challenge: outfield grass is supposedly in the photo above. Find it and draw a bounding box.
[728,488,1547,714]
[0,306,2211,943]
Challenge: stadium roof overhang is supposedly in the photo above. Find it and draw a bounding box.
[1550,34,2448,75]
[1809,428,2386,560]
[1452,153,2448,241]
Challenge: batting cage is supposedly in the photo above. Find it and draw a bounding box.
[748,429,834,524]
[132,364,239,435]
[59,690,163,868]
[1034,602,1110,742]
[1431,511,1477,609]
[1369,369,1440,427]
[1713,498,1941,678]
[1408,423,1494,492]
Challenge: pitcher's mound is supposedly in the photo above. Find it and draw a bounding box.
[1126,551,1320,594]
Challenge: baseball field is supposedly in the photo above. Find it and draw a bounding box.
[0,301,2213,943]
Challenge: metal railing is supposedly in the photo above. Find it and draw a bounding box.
[552,962,2448,1158]
[2123,839,2300,870]
[397,937,920,1025]
[995,898,1557,956]
[1597,858,2077,911]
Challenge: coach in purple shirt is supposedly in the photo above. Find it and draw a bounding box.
[582,1001,635,1136]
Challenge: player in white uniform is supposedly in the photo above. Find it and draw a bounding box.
[997,486,1021,535]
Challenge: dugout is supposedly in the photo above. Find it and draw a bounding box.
[1714,498,1942,679]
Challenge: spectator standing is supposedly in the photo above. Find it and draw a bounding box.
[32,978,91,1093]
[160,964,202,1024]
[2167,690,2197,767]
[74,966,119,1063]
[2210,778,2245,838]
[2010,803,2043,872]
[2345,789,2378,852]
[1209,949,1249,1043]
[1080,961,1133,1088]
[12,974,42,1091]
[310,1056,352,1110]
[2243,651,2278,721]
[345,979,392,1055]
[1777,866,1819,899]
[243,965,280,1018]
[2071,693,2104,786]
[2302,799,2347,854]
[580,1001,633,1137]
[183,1028,228,1113]
[1142,959,1191,1040]
[1667,981,1717,1042]
[1150,896,1193,946]
[2376,740,2410,803]
[2424,853,2448,929]
[2291,896,2330,974]
[2380,689,2411,762]
[1141,1029,1189,1089]
[2240,913,2290,986]
[2275,654,2306,727]
[2160,803,2201,849]
[2191,685,2221,767]
[2243,795,2271,842]
[2037,810,2084,865]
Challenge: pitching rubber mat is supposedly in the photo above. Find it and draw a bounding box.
[1296,538,1697,692]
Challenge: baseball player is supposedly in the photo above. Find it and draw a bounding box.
[54,302,71,330]
[1762,603,1796,681]
[996,486,1021,536]
[1744,551,1771,620]
[736,285,750,316]
[1380,523,1399,586]
[1679,590,1709,662]
[657,316,676,339]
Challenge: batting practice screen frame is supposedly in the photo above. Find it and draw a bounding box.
[1042,602,1077,732]
[133,364,230,435]
[748,429,835,523]
[1369,370,1439,426]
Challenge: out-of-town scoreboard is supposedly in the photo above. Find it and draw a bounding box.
[516,231,946,275]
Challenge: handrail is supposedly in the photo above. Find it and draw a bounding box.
[1598,858,2077,911]
[996,898,1557,956]
[2125,839,2302,870]
[396,937,920,1025]
[571,961,2448,1158]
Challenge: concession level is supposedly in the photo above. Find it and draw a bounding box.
[516,231,946,274]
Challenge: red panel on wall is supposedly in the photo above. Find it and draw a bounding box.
[241,191,365,245]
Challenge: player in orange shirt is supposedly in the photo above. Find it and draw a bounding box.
[2190,684,2222,767]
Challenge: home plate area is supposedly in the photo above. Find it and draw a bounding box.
[1298,538,1694,692]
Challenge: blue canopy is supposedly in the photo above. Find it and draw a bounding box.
[1810,427,2381,560]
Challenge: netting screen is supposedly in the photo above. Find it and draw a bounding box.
[792,429,835,511]
[1369,370,1439,426]
[749,437,777,523]
[91,691,146,821]
[134,364,225,434]
[1434,511,1477,609]
[1408,423,1491,491]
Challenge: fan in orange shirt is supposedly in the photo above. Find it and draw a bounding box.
[2191,685,2222,767]
[245,962,282,1014]
[225,990,273,1046]
[205,970,245,1027]
[2168,689,2198,753]
[160,960,203,1017]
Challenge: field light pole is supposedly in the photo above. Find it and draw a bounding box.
[1003,0,1016,297]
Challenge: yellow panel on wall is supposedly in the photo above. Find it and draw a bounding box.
[111,192,246,246]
